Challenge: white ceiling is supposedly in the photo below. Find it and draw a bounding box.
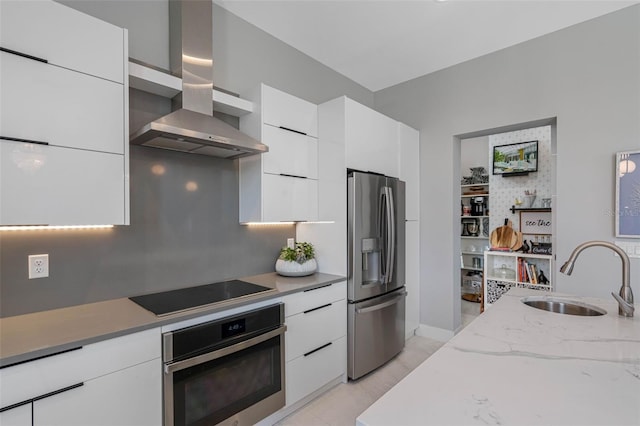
[215,0,638,92]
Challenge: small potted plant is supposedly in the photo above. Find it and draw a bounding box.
[275,241,317,277]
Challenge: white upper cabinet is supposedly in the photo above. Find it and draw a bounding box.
[262,85,319,137]
[344,98,398,177]
[398,123,420,221]
[240,84,319,223]
[1,53,125,155]
[0,0,129,226]
[0,0,125,84]
[262,125,318,179]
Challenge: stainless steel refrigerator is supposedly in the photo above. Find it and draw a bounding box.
[347,170,406,380]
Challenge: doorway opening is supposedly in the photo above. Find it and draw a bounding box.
[455,118,557,331]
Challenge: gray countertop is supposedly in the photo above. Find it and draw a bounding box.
[0,272,346,367]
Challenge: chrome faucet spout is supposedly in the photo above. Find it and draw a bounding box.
[560,240,634,317]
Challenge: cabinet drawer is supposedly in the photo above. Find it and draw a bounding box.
[261,85,318,137]
[0,0,125,83]
[0,141,126,226]
[1,52,125,155]
[262,174,318,222]
[284,281,346,317]
[285,299,346,362]
[262,124,318,179]
[33,359,162,426]
[0,328,160,409]
[0,403,31,426]
[285,335,346,406]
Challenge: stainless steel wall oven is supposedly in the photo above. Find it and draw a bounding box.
[162,303,285,426]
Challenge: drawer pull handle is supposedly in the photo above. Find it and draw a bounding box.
[303,283,332,293]
[279,173,307,179]
[33,382,84,402]
[0,382,83,413]
[0,136,49,146]
[0,47,48,64]
[303,303,331,314]
[0,346,82,370]
[278,126,307,136]
[304,342,332,357]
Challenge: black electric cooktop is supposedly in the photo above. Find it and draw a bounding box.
[129,280,273,316]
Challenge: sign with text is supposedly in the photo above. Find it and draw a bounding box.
[519,211,552,235]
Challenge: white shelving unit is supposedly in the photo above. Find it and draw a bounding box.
[483,251,553,308]
[460,183,489,302]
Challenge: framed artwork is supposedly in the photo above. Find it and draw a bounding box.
[519,210,552,235]
[616,150,640,238]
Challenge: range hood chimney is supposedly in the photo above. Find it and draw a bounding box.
[130,0,267,159]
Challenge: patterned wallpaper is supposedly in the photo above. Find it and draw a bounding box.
[488,126,553,235]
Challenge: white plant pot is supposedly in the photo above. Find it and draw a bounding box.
[275,258,317,277]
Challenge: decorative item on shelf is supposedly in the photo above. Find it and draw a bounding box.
[461,166,489,185]
[492,264,516,280]
[530,242,552,255]
[482,217,490,237]
[537,270,550,284]
[541,198,552,208]
[517,239,530,253]
[522,189,537,208]
[275,241,317,277]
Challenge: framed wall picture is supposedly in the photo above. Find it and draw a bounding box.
[616,150,640,238]
[519,210,552,235]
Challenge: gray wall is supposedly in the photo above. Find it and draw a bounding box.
[374,5,640,332]
[0,1,372,317]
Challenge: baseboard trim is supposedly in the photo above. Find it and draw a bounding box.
[415,324,454,342]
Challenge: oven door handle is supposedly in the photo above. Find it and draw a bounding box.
[164,325,286,374]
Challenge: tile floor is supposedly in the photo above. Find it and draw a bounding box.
[276,299,482,426]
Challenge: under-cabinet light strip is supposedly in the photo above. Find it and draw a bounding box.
[0,225,114,231]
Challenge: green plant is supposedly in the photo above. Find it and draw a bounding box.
[279,242,315,264]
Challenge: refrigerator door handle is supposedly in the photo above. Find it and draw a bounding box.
[355,291,407,314]
[385,186,395,284]
[378,188,387,281]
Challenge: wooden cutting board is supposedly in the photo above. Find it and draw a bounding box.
[491,219,522,250]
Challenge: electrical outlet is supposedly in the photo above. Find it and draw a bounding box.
[28,254,49,279]
[287,238,295,249]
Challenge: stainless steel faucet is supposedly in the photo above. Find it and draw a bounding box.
[560,240,634,317]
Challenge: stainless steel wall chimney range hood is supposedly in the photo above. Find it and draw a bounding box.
[129,0,267,159]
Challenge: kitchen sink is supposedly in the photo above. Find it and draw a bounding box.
[521,296,606,316]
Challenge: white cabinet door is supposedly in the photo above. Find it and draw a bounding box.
[262,85,318,137]
[398,123,420,221]
[1,52,125,155]
[0,403,31,426]
[286,336,346,406]
[0,141,125,225]
[262,125,318,179]
[405,221,420,338]
[262,174,318,222]
[33,359,162,426]
[344,98,398,177]
[0,0,125,83]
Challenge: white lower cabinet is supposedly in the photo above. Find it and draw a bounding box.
[33,358,161,426]
[286,336,346,406]
[0,403,31,426]
[283,281,347,407]
[0,328,161,426]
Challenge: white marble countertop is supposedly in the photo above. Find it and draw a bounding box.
[0,272,345,367]
[357,288,640,426]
